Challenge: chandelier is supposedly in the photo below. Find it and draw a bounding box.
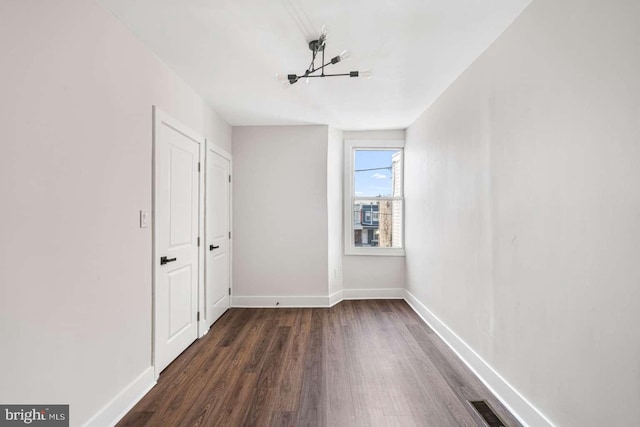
[279,26,371,85]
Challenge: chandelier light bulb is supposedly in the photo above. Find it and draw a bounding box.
[319,25,328,47]
[331,50,350,64]
[359,69,372,79]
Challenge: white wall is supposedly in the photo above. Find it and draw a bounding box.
[328,128,344,296]
[232,126,404,302]
[232,126,329,300]
[342,130,406,291]
[0,1,231,425]
[404,0,640,425]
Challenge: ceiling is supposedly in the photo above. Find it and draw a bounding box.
[97,0,532,130]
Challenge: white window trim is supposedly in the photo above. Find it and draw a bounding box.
[344,139,405,256]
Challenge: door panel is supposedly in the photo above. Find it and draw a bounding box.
[169,146,196,247]
[168,265,193,339]
[155,110,201,374]
[206,146,231,327]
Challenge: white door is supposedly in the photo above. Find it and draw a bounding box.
[205,144,231,327]
[154,109,202,374]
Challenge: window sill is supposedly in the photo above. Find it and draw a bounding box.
[345,248,406,257]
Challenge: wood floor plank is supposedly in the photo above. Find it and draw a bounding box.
[296,309,327,426]
[178,312,275,426]
[385,414,419,427]
[326,305,357,426]
[243,326,291,426]
[270,411,297,427]
[118,300,521,427]
[274,309,311,413]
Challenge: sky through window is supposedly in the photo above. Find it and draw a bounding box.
[354,150,399,197]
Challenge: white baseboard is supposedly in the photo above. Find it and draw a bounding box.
[343,287,405,300]
[232,288,405,308]
[403,290,554,427]
[83,367,156,427]
[329,290,343,307]
[231,295,330,308]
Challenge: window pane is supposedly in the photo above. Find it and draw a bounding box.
[353,200,403,248]
[354,149,402,197]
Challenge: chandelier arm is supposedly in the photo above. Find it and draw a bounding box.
[291,67,356,79]
[303,73,354,78]
[304,68,323,76]
[312,60,339,74]
[307,48,318,73]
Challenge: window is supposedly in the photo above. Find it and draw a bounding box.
[344,140,404,256]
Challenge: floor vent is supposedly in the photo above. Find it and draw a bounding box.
[468,400,506,427]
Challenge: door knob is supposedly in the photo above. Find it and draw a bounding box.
[209,245,220,251]
[160,256,177,265]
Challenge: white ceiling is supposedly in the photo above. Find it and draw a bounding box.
[98,0,532,130]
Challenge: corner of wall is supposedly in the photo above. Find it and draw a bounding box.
[82,368,156,427]
[328,127,345,296]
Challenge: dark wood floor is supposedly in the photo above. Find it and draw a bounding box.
[118,300,520,426]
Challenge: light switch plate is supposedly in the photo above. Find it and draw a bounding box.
[140,210,150,228]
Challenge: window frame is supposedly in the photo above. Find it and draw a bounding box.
[344,139,405,256]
